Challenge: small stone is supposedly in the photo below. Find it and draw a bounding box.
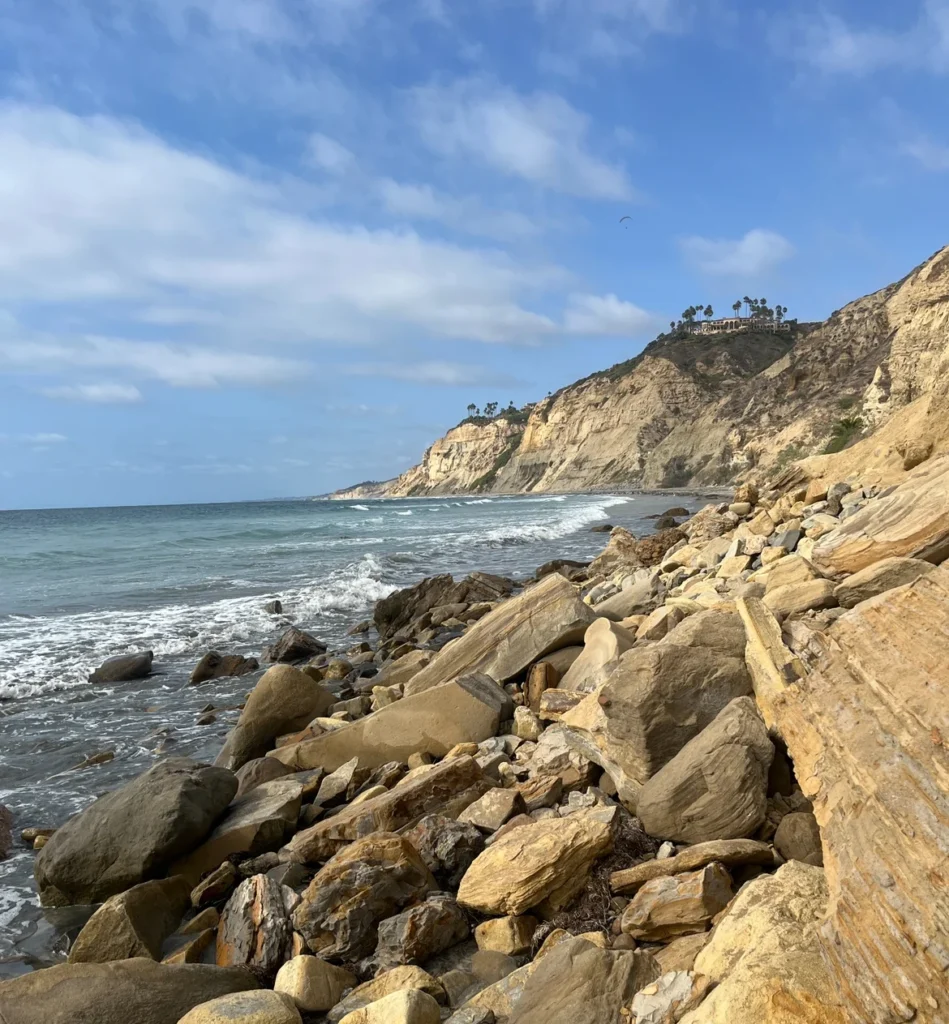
[773,812,823,865]
[513,707,542,742]
[657,842,675,860]
[275,955,358,1013]
[458,789,527,833]
[474,915,536,956]
[191,861,239,908]
[408,752,433,770]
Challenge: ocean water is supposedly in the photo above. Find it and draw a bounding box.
[0,491,696,973]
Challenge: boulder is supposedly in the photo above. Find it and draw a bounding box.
[271,674,509,772]
[0,959,258,1024]
[762,579,837,621]
[763,554,818,593]
[610,839,775,895]
[632,971,710,1024]
[179,991,301,1024]
[458,789,526,833]
[89,651,153,683]
[592,577,658,623]
[191,861,239,908]
[652,934,708,975]
[282,756,488,863]
[537,688,586,721]
[264,627,327,663]
[275,956,357,1013]
[634,606,682,642]
[474,916,536,956]
[505,936,660,1024]
[35,758,237,907]
[512,706,542,741]
[373,892,469,969]
[328,967,446,1022]
[403,814,484,889]
[811,455,949,575]
[292,833,435,960]
[587,527,641,575]
[338,989,441,1024]
[560,645,752,807]
[374,650,434,689]
[636,698,773,843]
[773,812,822,865]
[190,652,259,686]
[658,609,746,659]
[678,863,847,1024]
[636,529,686,567]
[559,618,637,693]
[767,566,949,1023]
[216,874,295,972]
[457,811,613,916]
[833,555,935,608]
[0,804,12,861]
[403,575,596,697]
[535,557,588,580]
[214,665,334,771]
[172,779,304,885]
[68,876,191,963]
[621,863,733,941]
[235,757,293,798]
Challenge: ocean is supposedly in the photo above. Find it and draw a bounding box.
[0,491,696,973]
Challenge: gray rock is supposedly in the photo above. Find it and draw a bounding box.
[774,811,823,865]
[190,652,259,686]
[770,529,802,551]
[264,627,327,663]
[404,814,485,889]
[373,893,470,971]
[89,651,153,683]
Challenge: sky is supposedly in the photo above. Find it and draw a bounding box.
[0,0,947,509]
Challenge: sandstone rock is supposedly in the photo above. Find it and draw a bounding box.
[767,567,949,1022]
[191,861,239,908]
[636,698,773,843]
[215,665,334,771]
[459,789,526,833]
[190,652,259,686]
[373,892,469,970]
[593,576,659,623]
[677,862,846,1024]
[173,779,304,884]
[560,645,751,806]
[621,863,733,941]
[537,688,586,721]
[89,651,153,683]
[35,758,237,907]
[216,874,295,972]
[632,971,710,1024]
[558,618,635,693]
[474,916,536,955]
[512,706,542,741]
[374,650,435,689]
[734,482,758,505]
[403,814,484,888]
[234,757,294,798]
[773,812,822,865]
[68,876,190,963]
[273,674,509,771]
[762,579,837,621]
[515,775,562,812]
[338,989,441,1024]
[833,554,935,608]
[636,605,684,643]
[292,833,435,960]
[761,554,817,593]
[275,956,357,1013]
[265,627,327,663]
[715,554,751,579]
[747,510,776,538]
[445,1010,495,1024]
[457,812,613,916]
[283,756,487,863]
[652,934,708,975]
[587,526,641,575]
[328,967,446,1022]
[179,990,302,1024]
[610,839,775,895]
[163,928,216,965]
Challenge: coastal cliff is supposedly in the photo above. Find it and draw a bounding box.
[356,244,949,498]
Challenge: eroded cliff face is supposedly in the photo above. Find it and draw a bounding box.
[382,245,949,497]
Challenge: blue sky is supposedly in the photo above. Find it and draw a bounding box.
[0,0,947,509]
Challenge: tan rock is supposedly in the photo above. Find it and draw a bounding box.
[191,861,238,908]
[404,575,596,696]
[274,956,357,1013]
[588,526,642,574]
[762,554,818,593]
[768,567,949,1023]
[374,649,434,688]
[610,839,775,895]
[328,966,445,1021]
[621,863,733,941]
[833,554,935,608]
[474,915,537,955]
[535,645,584,676]
[635,605,682,642]
[272,675,508,772]
[716,554,751,579]
[457,812,613,916]
[593,576,659,622]
[734,597,805,733]
[537,688,586,721]
[338,989,441,1024]
[512,706,542,741]
[162,928,216,965]
[559,617,637,692]
[659,609,747,659]
[444,742,479,759]
[560,645,752,806]
[179,990,302,1024]
[216,874,295,972]
[525,661,558,712]
[636,698,773,843]
[747,510,776,537]
[459,789,526,833]
[678,863,847,1024]
[652,933,708,974]
[762,579,836,621]
[759,545,787,567]
[773,812,822,865]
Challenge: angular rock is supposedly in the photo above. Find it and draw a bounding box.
[214,664,334,771]
[338,989,441,1024]
[163,928,217,965]
[561,645,752,806]
[328,967,446,1023]
[275,956,357,1013]
[762,554,818,593]
[373,893,469,970]
[374,650,434,689]
[68,876,191,963]
[292,833,435,960]
[652,934,708,975]
[35,758,237,907]
[632,971,710,1024]
[588,527,641,575]
[610,839,775,895]
[636,698,773,843]
[89,651,153,683]
[272,674,509,772]
[621,863,733,941]
[179,990,302,1024]
[404,575,596,697]
[457,812,613,916]
[216,874,295,972]
[537,688,585,721]
[773,812,822,865]
[833,555,935,608]
[636,529,686,568]
[0,961,256,1024]
[374,572,512,641]
[235,757,294,798]
[559,618,636,693]
[635,606,682,642]
[659,609,746,659]
[458,789,526,833]
[734,597,805,733]
[593,576,658,623]
[191,861,238,908]
[190,652,259,686]
[265,627,327,663]
[515,775,562,812]
[512,706,542,741]
[474,916,536,956]
[404,814,484,889]
[762,579,837,621]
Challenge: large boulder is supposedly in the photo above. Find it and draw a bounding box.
[373,892,469,970]
[89,651,153,683]
[403,814,484,889]
[270,674,509,772]
[768,566,949,1024]
[374,572,512,640]
[833,555,935,608]
[558,618,637,693]
[592,576,659,623]
[275,956,358,1014]
[216,874,296,972]
[68,876,191,963]
[587,526,642,575]
[328,966,446,1022]
[264,627,327,663]
[636,528,686,567]
[659,609,747,659]
[457,811,613,916]
[214,664,334,771]
[403,574,596,697]
[0,959,258,1024]
[179,991,301,1024]
[190,652,259,686]
[678,863,848,1024]
[621,863,733,941]
[560,645,752,807]
[35,758,237,907]
[636,698,773,843]
[338,989,441,1024]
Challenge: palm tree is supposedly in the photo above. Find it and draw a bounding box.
[742,295,751,317]
[467,403,477,417]
[732,300,742,318]
[704,304,714,321]
[670,321,676,332]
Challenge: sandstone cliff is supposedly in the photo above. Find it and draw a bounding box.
[375,245,949,497]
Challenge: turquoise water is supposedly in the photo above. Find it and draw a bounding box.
[0,491,691,971]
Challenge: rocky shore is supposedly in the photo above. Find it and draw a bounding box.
[2,455,948,1024]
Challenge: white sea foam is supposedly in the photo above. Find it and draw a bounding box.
[454,495,628,549]
[394,510,413,516]
[464,498,494,504]
[349,504,370,511]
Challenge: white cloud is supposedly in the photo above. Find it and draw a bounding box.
[308,133,356,174]
[40,382,144,403]
[410,80,634,200]
[680,229,795,277]
[902,136,949,170]
[0,432,68,445]
[344,360,524,386]
[563,293,659,336]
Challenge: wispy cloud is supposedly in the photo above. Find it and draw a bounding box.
[40,382,144,404]
[0,432,68,446]
[902,136,949,170]
[563,293,660,336]
[680,229,795,277]
[344,360,525,386]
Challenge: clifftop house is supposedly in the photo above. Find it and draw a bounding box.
[685,314,791,335]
